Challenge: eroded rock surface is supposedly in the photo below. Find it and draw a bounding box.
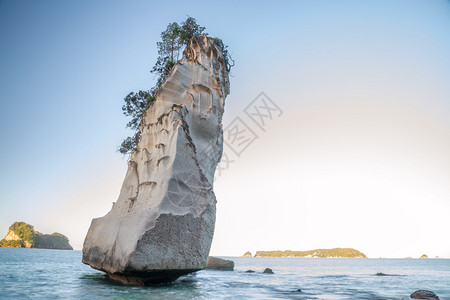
[82,35,229,285]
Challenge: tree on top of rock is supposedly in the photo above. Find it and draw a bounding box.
[119,17,232,155]
[180,16,206,43]
[151,17,206,88]
[119,17,207,155]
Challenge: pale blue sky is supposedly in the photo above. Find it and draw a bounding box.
[1,0,449,257]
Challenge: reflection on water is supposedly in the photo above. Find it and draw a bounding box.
[0,248,449,299]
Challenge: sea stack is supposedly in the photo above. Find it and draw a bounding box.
[82,34,229,285]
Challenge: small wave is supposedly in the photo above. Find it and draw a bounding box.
[374,272,401,276]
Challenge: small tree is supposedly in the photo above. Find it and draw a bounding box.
[151,22,182,87]
[119,90,154,154]
[213,38,235,72]
[122,90,154,131]
[180,16,206,44]
[161,22,182,63]
[119,135,139,155]
[151,17,206,88]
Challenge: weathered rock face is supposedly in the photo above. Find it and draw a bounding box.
[3,230,30,247]
[82,35,229,285]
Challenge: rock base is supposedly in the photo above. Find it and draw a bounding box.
[107,269,200,285]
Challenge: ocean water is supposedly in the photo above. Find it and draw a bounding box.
[0,248,449,299]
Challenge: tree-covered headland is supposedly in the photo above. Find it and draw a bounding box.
[0,221,73,250]
[255,248,367,258]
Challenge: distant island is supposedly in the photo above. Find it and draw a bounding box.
[0,221,72,250]
[243,251,252,257]
[254,248,367,258]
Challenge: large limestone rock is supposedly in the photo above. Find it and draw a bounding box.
[82,34,229,285]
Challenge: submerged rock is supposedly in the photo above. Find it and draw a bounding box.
[82,35,230,285]
[263,268,274,274]
[245,270,255,273]
[205,257,234,271]
[375,272,398,276]
[410,290,440,300]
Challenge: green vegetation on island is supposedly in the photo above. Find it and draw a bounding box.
[255,248,367,258]
[0,240,22,248]
[0,221,73,250]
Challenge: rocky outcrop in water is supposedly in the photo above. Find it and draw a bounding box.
[243,251,252,257]
[410,290,440,300]
[205,257,234,271]
[82,35,229,285]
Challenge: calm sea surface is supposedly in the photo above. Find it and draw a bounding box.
[0,248,449,299]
